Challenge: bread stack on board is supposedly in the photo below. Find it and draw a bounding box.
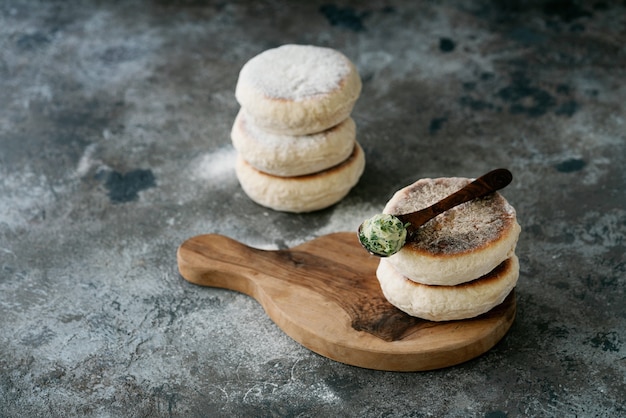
[376,177,522,321]
[232,44,365,213]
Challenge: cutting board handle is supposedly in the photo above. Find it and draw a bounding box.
[177,234,269,296]
[177,233,428,342]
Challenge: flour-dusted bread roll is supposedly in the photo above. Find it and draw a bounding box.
[236,143,365,213]
[235,44,362,135]
[231,110,356,177]
[384,177,521,286]
[377,255,519,321]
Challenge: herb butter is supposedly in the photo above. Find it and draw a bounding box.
[358,213,408,256]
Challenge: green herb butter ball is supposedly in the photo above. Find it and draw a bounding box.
[359,213,408,256]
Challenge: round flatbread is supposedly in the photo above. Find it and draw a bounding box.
[384,177,521,286]
[236,143,365,213]
[377,255,519,321]
[235,44,362,135]
[231,110,356,177]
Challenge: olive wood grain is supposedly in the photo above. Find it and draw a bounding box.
[177,232,516,371]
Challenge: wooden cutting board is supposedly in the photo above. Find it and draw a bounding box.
[177,232,516,371]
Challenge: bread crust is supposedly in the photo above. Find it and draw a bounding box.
[377,255,519,321]
[235,142,365,212]
[231,110,356,177]
[384,177,521,285]
[235,44,362,135]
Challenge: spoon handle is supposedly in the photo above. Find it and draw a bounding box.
[396,168,512,234]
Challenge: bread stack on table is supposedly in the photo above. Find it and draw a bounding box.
[376,177,522,321]
[232,44,365,213]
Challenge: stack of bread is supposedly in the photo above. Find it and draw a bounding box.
[376,177,522,321]
[232,44,365,213]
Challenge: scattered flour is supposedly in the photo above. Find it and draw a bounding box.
[189,147,238,185]
[0,167,56,228]
[75,143,108,178]
[21,84,53,109]
[314,201,381,236]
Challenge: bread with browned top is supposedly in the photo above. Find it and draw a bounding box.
[384,177,521,286]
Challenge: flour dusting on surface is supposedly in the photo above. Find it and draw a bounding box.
[0,168,56,227]
[189,147,237,185]
[314,202,381,236]
[76,143,108,178]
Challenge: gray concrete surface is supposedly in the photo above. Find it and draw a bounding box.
[1,1,624,416]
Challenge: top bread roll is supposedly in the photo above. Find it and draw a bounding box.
[384,177,521,286]
[235,44,362,135]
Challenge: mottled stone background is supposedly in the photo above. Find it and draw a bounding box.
[1,1,624,417]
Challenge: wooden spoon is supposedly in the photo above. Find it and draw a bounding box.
[358,168,513,256]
